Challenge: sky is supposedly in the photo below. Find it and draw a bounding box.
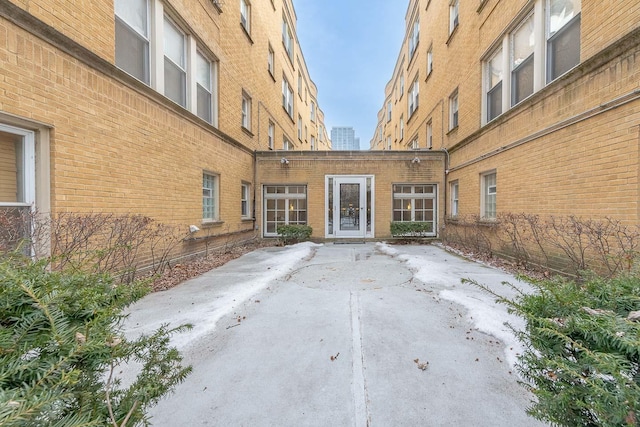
[293,1,408,149]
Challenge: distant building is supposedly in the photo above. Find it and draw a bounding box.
[331,127,360,150]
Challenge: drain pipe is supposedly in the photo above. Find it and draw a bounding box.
[441,147,450,228]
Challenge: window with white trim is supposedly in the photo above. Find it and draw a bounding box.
[311,101,316,122]
[392,184,437,235]
[449,0,459,34]
[310,136,316,150]
[297,115,302,140]
[399,116,404,140]
[241,91,251,130]
[387,101,392,122]
[408,77,419,117]
[283,137,294,150]
[386,136,392,150]
[114,1,218,124]
[450,180,459,217]
[449,89,459,130]
[485,48,503,122]
[282,17,293,62]
[268,44,275,76]
[426,120,433,148]
[481,172,496,219]
[427,45,433,76]
[241,182,251,219]
[400,74,405,97]
[115,0,150,84]
[282,77,294,118]
[547,0,581,82]
[268,121,275,149]
[511,14,535,106]
[164,16,187,107]
[264,185,307,236]
[240,0,250,33]
[298,71,303,95]
[203,172,219,222]
[409,18,420,60]
[409,137,419,150]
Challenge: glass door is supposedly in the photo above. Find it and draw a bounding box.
[333,177,366,238]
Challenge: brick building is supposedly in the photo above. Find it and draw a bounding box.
[0,0,331,259]
[371,1,640,246]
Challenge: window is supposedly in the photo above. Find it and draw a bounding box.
[511,14,535,106]
[386,136,392,150]
[450,181,459,217]
[268,44,275,76]
[485,48,503,122]
[203,172,219,222]
[410,137,419,150]
[240,0,250,33]
[408,78,419,117]
[115,0,150,84]
[268,121,275,149]
[481,172,496,219]
[282,77,294,118]
[449,0,459,34]
[400,74,405,96]
[297,115,302,140]
[400,116,404,141]
[387,101,392,122]
[449,90,459,130]
[311,102,316,122]
[241,183,251,219]
[263,185,307,236]
[547,0,581,82]
[392,184,437,236]
[164,17,187,107]
[409,18,420,59]
[282,17,293,62]
[304,125,308,142]
[283,137,294,150]
[241,91,251,130]
[426,121,433,149]
[115,1,218,124]
[310,136,316,151]
[427,46,433,76]
[298,71,303,95]
[196,51,213,123]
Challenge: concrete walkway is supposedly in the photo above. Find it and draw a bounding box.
[122,242,546,426]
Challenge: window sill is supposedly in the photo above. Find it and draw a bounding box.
[201,220,224,228]
[425,70,433,82]
[212,2,222,13]
[240,24,254,44]
[446,24,459,45]
[477,0,489,13]
[446,125,458,135]
[241,126,254,137]
[241,217,255,222]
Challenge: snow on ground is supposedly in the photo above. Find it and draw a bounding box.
[376,242,528,369]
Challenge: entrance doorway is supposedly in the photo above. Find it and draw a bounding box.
[326,176,374,238]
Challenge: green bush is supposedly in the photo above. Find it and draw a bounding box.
[467,274,640,426]
[276,224,312,245]
[0,253,192,426]
[390,221,433,238]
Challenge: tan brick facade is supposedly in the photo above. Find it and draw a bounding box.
[0,0,329,260]
[372,0,640,226]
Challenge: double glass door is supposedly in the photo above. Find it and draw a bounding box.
[327,176,372,238]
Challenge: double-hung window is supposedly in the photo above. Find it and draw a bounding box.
[409,18,420,60]
[427,46,433,76]
[282,17,294,62]
[481,172,497,219]
[449,90,459,130]
[449,0,459,35]
[408,78,419,117]
[399,116,404,141]
[282,77,294,118]
[547,0,581,82]
[268,121,275,149]
[486,49,503,122]
[241,183,251,219]
[115,0,150,84]
[426,121,433,149]
[311,102,316,122]
[240,0,250,33]
[450,181,459,217]
[297,115,302,140]
[241,91,251,130]
[196,51,213,122]
[511,14,535,106]
[203,172,219,222]
[164,17,187,108]
[387,101,392,122]
[268,45,275,76]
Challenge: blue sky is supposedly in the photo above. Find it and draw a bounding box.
[293,1,407,149]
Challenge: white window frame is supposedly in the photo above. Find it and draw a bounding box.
[203,172,219,222]
[0,124,36,208]
[399,116,404,141]
[311,101,316,122]
[426,121,433,149]
[195,50,213,123]
[297,115,302,140]
[114,1,219,126]
[282,17,294,62]
[392,184,437,236]
[268,121,275,149]
[263,185,307,237]
[410,137,419,150]
[268,44,275,76]
[481,171,497,220]
[310,136,316,151]
[386,135,392,150]
[450,180,459,217]
[163,16,187,108]
[241,182,251,219]
[387,101,392,122]
[400,74,405,97]
[282,77,294,118]
[427,45,433,76]
[408,77,419,117]
[449,0,459,34]
[546,0,581,82]
[409,18,420,59]
[241,91,251,130]
[484,48,504,123]
[240,0,251,33]
[115,0,150,85]
[283,137,293,150]
[449,90,459,130]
